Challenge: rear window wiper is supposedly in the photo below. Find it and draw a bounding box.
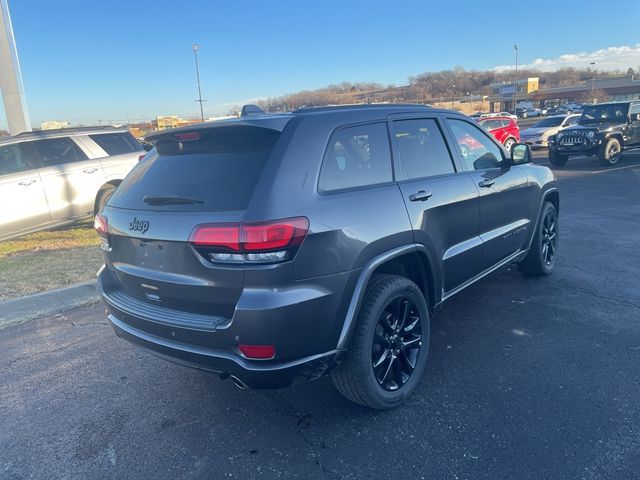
[143,195,204,205]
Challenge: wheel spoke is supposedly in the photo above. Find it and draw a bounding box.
[373,348,390,368]
[399,350,416,372]
[402,335,421,349]
[380,355,395,384]
[397,299,409,332]
[403,315,419,333]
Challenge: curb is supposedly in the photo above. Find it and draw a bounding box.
[0,280,101,329]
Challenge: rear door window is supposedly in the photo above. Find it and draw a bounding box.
[319,122,392,193]
[89,132,143,156]
[0,143,32,176]
[29,137,88,167]
[108,126,280,212]
[391,119,455,180]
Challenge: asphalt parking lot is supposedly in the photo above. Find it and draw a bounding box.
[2,151,640,480]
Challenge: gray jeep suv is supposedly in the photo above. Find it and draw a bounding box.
[97,104,559,409]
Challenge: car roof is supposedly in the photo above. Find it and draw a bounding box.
[0,126,128,146]
[478,116,512,121]
[146,103,468,142]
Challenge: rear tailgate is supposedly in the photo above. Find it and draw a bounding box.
[99,123,287,324]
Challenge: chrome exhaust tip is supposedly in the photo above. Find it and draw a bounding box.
[229,375,247,390]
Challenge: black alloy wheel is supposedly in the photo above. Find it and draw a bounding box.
[372,296,423,391]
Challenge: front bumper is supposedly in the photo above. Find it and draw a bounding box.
[549,138,602,154]
[522,137,547,148]
[98,266,353,388]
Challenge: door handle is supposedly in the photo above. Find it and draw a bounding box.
[83,168,98,174]
[18,179,36,186]
[478,179,495,188]
[409,190,433,202]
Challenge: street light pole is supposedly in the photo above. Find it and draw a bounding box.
[451,84,455,110]
[590,61,596,92]
[193,44,205,122]
[512,44,518,114]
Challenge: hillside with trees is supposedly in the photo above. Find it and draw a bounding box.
[255,66,637,112]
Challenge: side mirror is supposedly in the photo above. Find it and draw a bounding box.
[511,143,532,165]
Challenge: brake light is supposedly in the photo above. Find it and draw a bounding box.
[239,344,276,360]
[138,154,146,162]
[189,217,309,263]
[94,213,108,237]
[94,213,109,249]
[190,224,240,251]
[175,132,199,141]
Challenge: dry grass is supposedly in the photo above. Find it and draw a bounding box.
[0,220,99,258]
[0,222,103,301]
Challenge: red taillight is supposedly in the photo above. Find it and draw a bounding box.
[242,218,308,251]
[189,224,240,251]
[138,154,146,162]
[189,217,309,254]
[94,213,108,238]
[238,344,276,359]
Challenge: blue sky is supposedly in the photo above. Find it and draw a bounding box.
[2,0,640,129]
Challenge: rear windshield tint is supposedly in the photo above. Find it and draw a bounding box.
[108,126,280,212]
[90,132,143,156]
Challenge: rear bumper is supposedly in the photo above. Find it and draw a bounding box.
[98,266,353,388]
[108,313,339,388]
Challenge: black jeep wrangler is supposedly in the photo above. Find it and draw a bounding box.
[548,101,640,167]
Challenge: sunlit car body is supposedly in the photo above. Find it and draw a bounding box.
[520,114,581,149]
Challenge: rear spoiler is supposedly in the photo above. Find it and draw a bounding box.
[146,111,292,145]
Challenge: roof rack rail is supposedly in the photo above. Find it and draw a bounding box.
[241,104,266,116]
[14,125,120,137]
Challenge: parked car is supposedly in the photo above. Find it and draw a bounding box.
[548,101,640,166]
[480,111,518,122]
[0,127,144,241]
[546,106,569,116]
[520,114,581,148]
[97,104,559,409]
[477,116,520,151]
[518,107,543,118]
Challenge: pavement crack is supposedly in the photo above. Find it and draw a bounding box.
[275,391,341,480]
[2,345,68,369]
[559,282,640,310]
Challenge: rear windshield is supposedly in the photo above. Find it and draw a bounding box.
[90,132,144,156]
[108,126,280,212]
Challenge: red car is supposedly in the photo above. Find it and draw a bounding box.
[477,116,520,151]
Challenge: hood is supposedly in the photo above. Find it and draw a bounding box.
[562,123,620,134]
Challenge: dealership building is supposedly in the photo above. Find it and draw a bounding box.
[489,75,640,112]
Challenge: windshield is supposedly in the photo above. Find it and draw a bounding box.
[533,117,564,128]
[580,104,629,125]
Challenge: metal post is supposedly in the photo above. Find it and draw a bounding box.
[0,0,31,134]
[451,84,455,110]
[590,61,596,92]
[193,44,205,122]
[512,44,518,114]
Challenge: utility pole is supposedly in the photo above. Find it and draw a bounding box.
[451,84,455,110]
[512,44,518,114]
[193,44,205,122]
[590,61,597,92]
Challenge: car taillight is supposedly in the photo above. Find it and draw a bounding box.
[238,344,276,360]
[189,217,309,264]
[94,213,109,249]
[138,154,146,162]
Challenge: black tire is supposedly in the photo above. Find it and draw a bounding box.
[332,274,430,409]
[519,201,558,276]
[599,138,622,166]
[503,137,516,152]
[94,185,116,216]
[548,150,568,167]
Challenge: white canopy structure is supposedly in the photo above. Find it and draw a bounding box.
[0,0,31,134]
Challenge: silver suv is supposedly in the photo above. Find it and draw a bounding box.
[0,126,143,241]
